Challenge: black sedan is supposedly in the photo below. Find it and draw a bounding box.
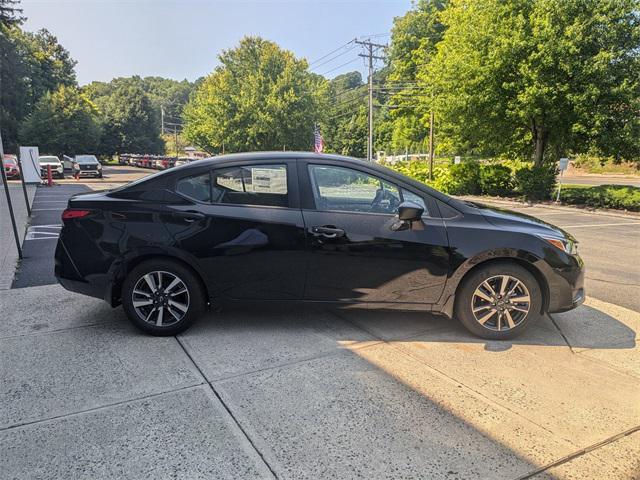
[55,152,584,339]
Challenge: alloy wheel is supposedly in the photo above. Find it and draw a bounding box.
[131,271,190,327]
[471,275,531,332]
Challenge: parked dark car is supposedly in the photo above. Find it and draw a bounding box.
[72,155,102,178]
[55,152,584,339]
[3,154,21,179]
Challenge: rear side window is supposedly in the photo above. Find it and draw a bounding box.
[176,172,211,202]
[212,164,288,207]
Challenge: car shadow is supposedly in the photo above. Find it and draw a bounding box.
[202,301,636,352]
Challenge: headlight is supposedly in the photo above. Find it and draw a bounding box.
[539,235,578,255]
[97,163,102,170]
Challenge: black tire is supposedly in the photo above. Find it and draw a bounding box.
[454,261,542,340]
[121,259,205,336]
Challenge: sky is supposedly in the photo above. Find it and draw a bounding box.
[21,0,411,85]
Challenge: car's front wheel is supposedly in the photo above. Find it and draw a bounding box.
[121,259,205,336]
[455,262,542,340]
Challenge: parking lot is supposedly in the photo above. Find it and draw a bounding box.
[1,166,638,479]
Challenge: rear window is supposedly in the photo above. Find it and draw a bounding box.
[176,172,211,203]
[211,164,288,207]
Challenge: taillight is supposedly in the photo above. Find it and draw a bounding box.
[61,209,93,220]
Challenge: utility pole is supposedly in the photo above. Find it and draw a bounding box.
[0,130,23,259]
[161,105,165,135]
[355,39,386,162]
[428,110,435,180]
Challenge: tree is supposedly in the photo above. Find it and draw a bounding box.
[97,83,163,155]
[425,0,640,165]
[184,36,325,153]
[385,0,448,151]
[320,71,368,157]
[0,24,76,152]
[19,85,101,157]
[0,0,22,25]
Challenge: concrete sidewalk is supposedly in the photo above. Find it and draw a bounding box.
[0,184,36,290]
[1,285,638,479]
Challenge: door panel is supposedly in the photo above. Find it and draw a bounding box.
[166,203,307,300]
[301,163,450,304]
[164,162,306,300]
[302,210,449,304]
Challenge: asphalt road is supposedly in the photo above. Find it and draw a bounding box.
[471,199,640,312]
[12,184,89,288]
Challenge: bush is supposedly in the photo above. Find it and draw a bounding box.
[479,164,513,196]
[442,161,481,195]
[560,184,640,211]
[514,164,557,200]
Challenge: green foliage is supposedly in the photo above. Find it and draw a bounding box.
[444,162,481,195]
[184,36,324,153]
[382,0,640,165]
[513,164,557,200]
[19,85,101,157]
[0,25,76,151]
[321,71,368,158]
[0,0,23,25]
[96,83,163,155]
[479,164,513,196]
[384,0,447,150]
[560,185,640,211]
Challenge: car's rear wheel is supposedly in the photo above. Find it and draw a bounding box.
[455,262,542,340]
[122,259,205,336]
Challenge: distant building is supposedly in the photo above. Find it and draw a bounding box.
[184,147,208,159]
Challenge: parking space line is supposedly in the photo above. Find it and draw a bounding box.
[558,222,640,228]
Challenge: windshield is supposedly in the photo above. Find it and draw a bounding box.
[39,156,60,164]
[76,155,98,164]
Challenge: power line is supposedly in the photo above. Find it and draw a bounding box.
[311,44,358,70]
[309,39,356,67]
[355,39,387,162]
[319,57,362,76]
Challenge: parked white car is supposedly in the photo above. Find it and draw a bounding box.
[38,155,65,178]
[72,155,102,178]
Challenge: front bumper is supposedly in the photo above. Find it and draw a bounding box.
[74,170,101,177]
[546,254,585,313]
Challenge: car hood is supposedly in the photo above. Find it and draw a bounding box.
[469,201,576,242]
[39,160,62,166]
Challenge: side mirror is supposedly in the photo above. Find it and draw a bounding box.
[398,201,424,222]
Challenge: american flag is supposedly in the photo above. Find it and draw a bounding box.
[314,124,324,153]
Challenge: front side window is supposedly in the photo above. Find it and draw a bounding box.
[308,165,400,214]
[212,164,288,207]
[401,189,427,211]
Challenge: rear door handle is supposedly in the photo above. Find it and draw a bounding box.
[311,226,345,238]
[175,211,205,223]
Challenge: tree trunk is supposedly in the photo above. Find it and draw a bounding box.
[532,121,546,167]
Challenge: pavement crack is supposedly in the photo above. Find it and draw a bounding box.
[174,335,279,480]
[548,314,575,353]
[0,383,205,432]
[514,425,640,480]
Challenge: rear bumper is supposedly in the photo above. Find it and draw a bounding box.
[55,239,112,303]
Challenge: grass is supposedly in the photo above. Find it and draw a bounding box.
[559,184,640,211]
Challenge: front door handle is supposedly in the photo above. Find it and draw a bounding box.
[311,226,345,238]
